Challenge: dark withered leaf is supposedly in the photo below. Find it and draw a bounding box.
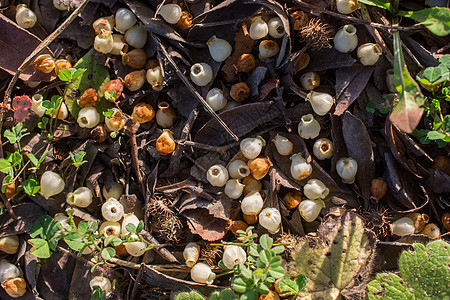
[342,112,375,208]
[37,252,76,299]
[0,15,55,82]
[194,102,281,145]
[334,64,374,116]
[304,48,356,72]
[0,203,45,238]
[426,169,450,194]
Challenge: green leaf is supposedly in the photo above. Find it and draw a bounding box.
[443,115,450,132]
[72,68,86,81]
[27,153,39,167]
[400,7,450,36]
[427,130,446,140]
[268,265,285,279]
[389,30,424,133]
[103,109,114,117]
[271,245,285,254]
[91,285,106,300]
[368,240,450,299]
[64,49,109,120]
[378,104,390,115]
[77,221,89,234]
[239,265,253,280]
[58,68,72,82]
[126,223,137,234]
[256,282,271,294]
[1,175,12,193]
[70,151,88,167]
[29,238,51,258]
[239,290,258,300]
[417,129,431,144]
[259,235,273,250]
[0,159,12,174]
[30,215,61,239]
[232,276,252,293]
[101,247,116,260]
[210,289,237,300]
[136,221,144,233]
[22,178,40,196]
[277,274,307,297]
[248,244,260,257]
[422,64,449,84]
[269,255,282,267]
[257,250,272,267]
[366,102,376,114]
[64,233,85,251]
[439,54,450,69]
[359,0,395,13]
[105,236,122,247]
[4,129,17,144]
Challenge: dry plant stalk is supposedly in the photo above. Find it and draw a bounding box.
[299,18,332,50]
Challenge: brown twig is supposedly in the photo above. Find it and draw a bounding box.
[126,122,146,197]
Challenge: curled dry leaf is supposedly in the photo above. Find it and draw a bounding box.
[183,208,229,241]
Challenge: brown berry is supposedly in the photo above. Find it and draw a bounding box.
[91,124,107,143]
[175,10,192,31]
[243,214,258,225]
[54,59,72,76]
[32,54,55,73]
[78,88,99,108]
[230,82,251,102]
[122,48,147,69]
[247,157,272,180]
[235,54,256,73]
[5,181,15,199]
[156,129,176,154]
[283,191,304,210]
[420,223,440,239]
[132,103,155,124]
[294,52,310,74]
[370,178,387,202]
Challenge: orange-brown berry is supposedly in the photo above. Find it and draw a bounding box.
[78,88,99,107]
[230,82,251,102]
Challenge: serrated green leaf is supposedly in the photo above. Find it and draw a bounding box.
[368,273,415,299]
[29,238,51,258]
[390,30,424,133]
[259,235,273,250]
[400,7,450,36]
[64,49,109,119]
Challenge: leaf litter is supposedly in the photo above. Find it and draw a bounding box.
[0,0,448,299]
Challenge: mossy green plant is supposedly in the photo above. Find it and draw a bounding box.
[368,240,450,299]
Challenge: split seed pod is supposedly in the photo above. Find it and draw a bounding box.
[78,88,99,108]
[183,243,200,268]
[156,102,177,128]
[206,164,229,187]
[32,54,55,73]
[230,82,251,102]
[228,160,251,179]
[132,103,155,123]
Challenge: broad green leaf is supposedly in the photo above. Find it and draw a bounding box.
[257,250,272,267]
[439,54,450,69]
[3,129,16,144]
[27,153,39,167]
[366,102,376,114]
[368,240,450,299]
[136,221,144,233]
[248,244,260,257]
[359,0,395,13]
[91,285,106,300]
[29,238,51,258]
[78,221,89,234]
[210,289,237,300]
[239,266,253,280]
[30,215,61,239]
[64,233,85,251]
[259,235,273,250]
[22,178,40,196]
[239,290,258,300]
[101,247,116,260]
[290,211,376,299]
[256,282,270,294]
[269,255,282,267]
[271,245,285,254]
[422,64,449,84]
[277,274,307,297]
[1,175,12,193]
[389,31,424,133]
[0,159,12,174]
[400,7,450,36]
[232,276,252,293]
[427,130,446,140]
[126,223,137,234]
[64,49,109,119]
[268,265,285,279]
[58,68,72,82]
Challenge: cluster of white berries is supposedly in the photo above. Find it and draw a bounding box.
[390,213,440,238]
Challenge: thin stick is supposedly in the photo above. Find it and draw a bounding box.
[153,35,239,141]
